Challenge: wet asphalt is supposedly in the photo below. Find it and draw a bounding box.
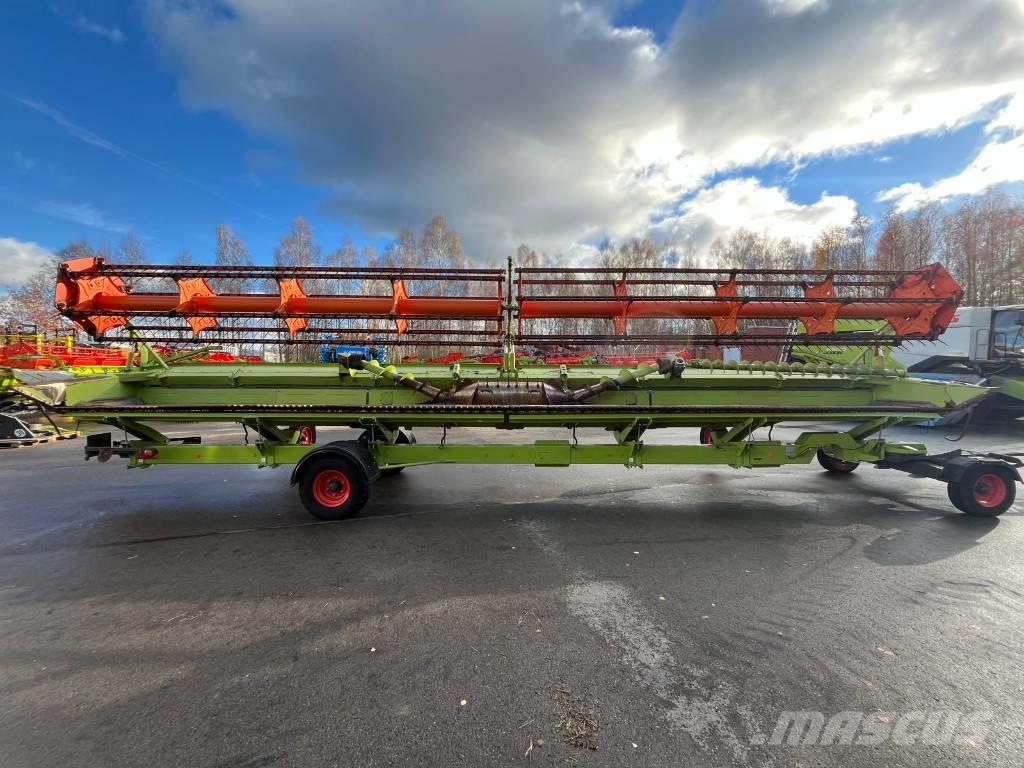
[0,421,1022,767]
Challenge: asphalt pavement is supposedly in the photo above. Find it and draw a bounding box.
[0,421,1022,767]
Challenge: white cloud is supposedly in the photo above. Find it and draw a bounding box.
[662,3,1024,170]
[146,0,1024,257]
[36,201,132,234]
[564,241,602,267]
[16,98,127,156]
[878,95,1024,211]
[0,238,55,286]
[794,83,1019,159]
[651,178,857,253]
[878,134,1024,211]
[51,6,126,44]
[73,16,126,43]
[988,93,1024,132]
[763,0,829,16]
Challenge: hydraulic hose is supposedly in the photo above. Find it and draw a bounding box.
[570,357,678,402]
[339,354,446,401]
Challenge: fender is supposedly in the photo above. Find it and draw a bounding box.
[290,440,381,486]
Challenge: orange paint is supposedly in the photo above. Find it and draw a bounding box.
[56,258,962,340]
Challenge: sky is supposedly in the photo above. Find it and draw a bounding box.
[1,0,1023,284]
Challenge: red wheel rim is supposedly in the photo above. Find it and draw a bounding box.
[298,426,314,445]
[700,427,713,445]
[312,469,350,507]
[973,473,1007,508]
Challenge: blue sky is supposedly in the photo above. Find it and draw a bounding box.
[1,0,378,267]
[1,0,1022,276]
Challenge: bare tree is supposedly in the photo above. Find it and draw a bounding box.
[5,198,1024,355]
[274,215,321,268]
[94,239,114,262]
[323,238,359,295]
[811,226,845,270]
[117,233,148,265]
[361,244,379,268]
[1,270,61,332]
[872,194,1024,305]
[214,224,254,293]
[2,242,92,333]
[420,215,465,270]
[273,216,322,360]
[906,204,942,266]
[216,224,252,267]
[874,209,911,272]
[845,214,871,270]
[382,228,418,269]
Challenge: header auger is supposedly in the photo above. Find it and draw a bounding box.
[16,255,1017,521]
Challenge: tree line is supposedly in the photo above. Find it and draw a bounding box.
[3,192,1022,347]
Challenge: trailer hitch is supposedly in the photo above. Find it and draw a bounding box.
[878,449,1023,483]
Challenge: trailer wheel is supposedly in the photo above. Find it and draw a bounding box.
[298,456,369,520]
[946,482,968,512]
[817,448,860,474]
[949,464,1016,518]
[359,429,412,476]
[297,425,317,445]
[699,426,714,445]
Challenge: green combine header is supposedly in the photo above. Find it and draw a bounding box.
[15,257,1020,519]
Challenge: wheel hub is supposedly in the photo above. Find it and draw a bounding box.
[973,473,1008,509]
[312,469,351,507]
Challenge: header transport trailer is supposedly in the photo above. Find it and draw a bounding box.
[13,257,1021,519]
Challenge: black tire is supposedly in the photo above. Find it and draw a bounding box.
[296,425,317,445]
[297,456,370,520]
[359,429,412,476]
[817,448,860,474]
[949,464,1017,518]
[947,481,968,512]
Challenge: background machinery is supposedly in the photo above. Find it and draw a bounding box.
[14,256,1019,518]
[320,342,388,366]
[787,307,1024,422]
[0,327,119,447]
[892,305,1024,419]
[0,325,262,446]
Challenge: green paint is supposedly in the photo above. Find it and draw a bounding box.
[21,355,988,473]
[991,374,1024,404]
[122,429,929,471]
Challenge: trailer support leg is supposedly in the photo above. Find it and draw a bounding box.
[717,418,767,445]
[106,418,170,444]
[240,419,296,444]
